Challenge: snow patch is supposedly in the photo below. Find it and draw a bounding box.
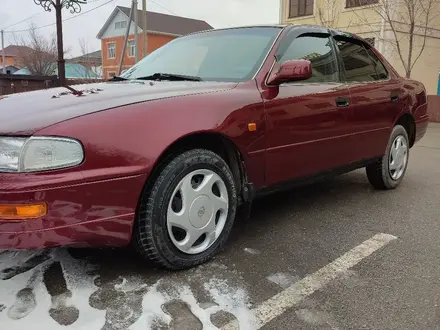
[204,278,255,329]
[1,251,253,330]
[114,276,149,293]
[267,272,299,289]
[244,248,260,255]
[0,249,106,330]
[130,277,254,330]
[55,249,106,329]
[129,281,171,330]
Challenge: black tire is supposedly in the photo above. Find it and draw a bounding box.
[133,149,237,270]
[366,125,409,190]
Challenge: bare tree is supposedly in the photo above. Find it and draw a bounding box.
[315,0,343,28]
[74,38,101,80]
[33,0,92,86]
[348,0,440,77]
[14,24,57,76]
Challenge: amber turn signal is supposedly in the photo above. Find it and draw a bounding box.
[248,123,257,132]
[0,203,47,220]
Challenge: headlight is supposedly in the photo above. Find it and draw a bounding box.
[0,137,84,173]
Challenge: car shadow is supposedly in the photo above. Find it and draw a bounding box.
[228,170,374,243]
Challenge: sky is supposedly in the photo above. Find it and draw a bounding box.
[0,0,280,57]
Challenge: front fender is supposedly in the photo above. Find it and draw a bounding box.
[36,84,265,186]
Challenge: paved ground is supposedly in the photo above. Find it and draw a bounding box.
[1,124,440,330]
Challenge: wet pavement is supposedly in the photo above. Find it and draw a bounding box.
[1,123,440,330]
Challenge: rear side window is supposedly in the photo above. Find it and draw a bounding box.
[334,38,377,82]
[365,48,389,80]
[279,34,339,83]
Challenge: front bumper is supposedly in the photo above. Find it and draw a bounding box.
[0,171,147,249]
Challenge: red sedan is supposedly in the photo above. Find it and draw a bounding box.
[0,25,428,269]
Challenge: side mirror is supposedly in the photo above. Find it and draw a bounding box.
[267,59,312,85]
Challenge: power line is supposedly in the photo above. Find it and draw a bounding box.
[150,0,178,15]
[4,0,114,34]
[0,12,43,31]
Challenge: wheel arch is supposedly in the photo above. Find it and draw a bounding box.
[395,113,416,147]
[142,132,248,204]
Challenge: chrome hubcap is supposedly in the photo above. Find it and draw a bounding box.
[389,135,408,180]
[167,169,229,255]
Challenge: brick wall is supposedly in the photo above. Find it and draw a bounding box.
[101,33,176,79]
[3,56,17,67]
[428,95,440,122]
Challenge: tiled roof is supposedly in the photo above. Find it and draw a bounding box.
[71,50,102,63]
[97,6,213,39]
[0,45,34,57]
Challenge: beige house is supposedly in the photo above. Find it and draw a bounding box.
[280,0,440,94]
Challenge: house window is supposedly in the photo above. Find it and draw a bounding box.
[365,37,375,47]
[289,0,314,18]
[128,40,136,57]
[115,21,128,29]
[108,43,116,59]
[345,0,379,8]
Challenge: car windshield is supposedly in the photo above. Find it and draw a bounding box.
[120,27,282,82]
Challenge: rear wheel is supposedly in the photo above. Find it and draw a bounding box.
[133,149,237,270]
[366,125,409,189]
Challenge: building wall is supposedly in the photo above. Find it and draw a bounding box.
[101,9,141,39]
[3,56,17,67]
[101,33,176,79]
[280,0,381,31]
[280,0,440,94]
[3,55,29,69]
[384,31,440,94]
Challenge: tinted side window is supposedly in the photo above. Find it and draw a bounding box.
[335,39,376,82]
[279,35,339,83]
[365,48,389,80]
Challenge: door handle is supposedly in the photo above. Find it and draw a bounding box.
[391,94,400,102]
[335,97,350,107]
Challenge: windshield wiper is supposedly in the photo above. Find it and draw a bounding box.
[135,73,202,82]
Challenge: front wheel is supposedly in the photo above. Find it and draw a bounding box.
[133,149,237,270]
[366,125,409,190]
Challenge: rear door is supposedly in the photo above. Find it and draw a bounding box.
[262,27,354,186]
[333,35,403,161]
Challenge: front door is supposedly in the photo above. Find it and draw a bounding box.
[261,30,353,186]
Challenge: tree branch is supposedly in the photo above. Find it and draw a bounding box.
[410,0,433,71]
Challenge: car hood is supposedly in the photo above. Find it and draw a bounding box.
[0,80,237,135]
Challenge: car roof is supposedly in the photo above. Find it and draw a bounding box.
[187,24,366,43]
[186,24,287,35]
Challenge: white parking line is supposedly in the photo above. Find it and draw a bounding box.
[223,233,397,330]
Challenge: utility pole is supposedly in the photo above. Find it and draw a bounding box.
[119,1,135,74]
[142,0,147,58]
[279,0,284,24]
[134,0,139,63]
[34,1,90,86]
[1,30,5,74]
[55,0,66,86]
